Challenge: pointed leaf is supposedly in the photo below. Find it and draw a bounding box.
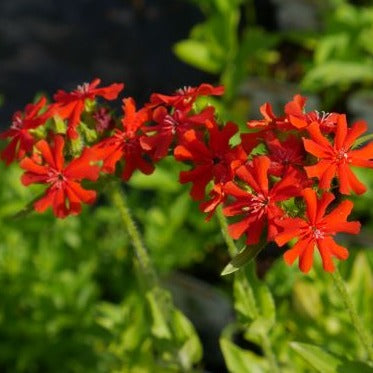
[173,40,223,74]
[221,244,264,276]
[290,342,341,373]
[220,338,269,373]
[146,289,172,339]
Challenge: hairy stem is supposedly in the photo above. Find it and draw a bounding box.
[331,267,373,361]
[216,206,280,372]
[261,332,281,373]
[110,183,158,287]
[216,206,238,257]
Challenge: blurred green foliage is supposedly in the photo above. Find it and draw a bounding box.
[2,0,373,370]
[1,156,372,372]
[0,161,209,372]
[176,0,373,110]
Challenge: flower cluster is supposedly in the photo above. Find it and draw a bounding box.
[2,80,373,273]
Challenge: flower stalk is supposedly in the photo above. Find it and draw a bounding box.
[331,266,373,361]
[110,183,158,287]
[216,206,280,373]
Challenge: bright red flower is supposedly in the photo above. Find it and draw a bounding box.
[223,156,302,245]
[303,115,373,195]
[275,188,360,272]
[241,102,290,152]
[199,182,227,221]
[19,135,100,218]
[1,97,53,164]
[285,94,339,133]
[92,107,115,133]
[174,120,246,200]
[148,83,224,110]
[141,105,215,161]
[92,98,154,181]
[52,78,124,139]
[265,134,305,177]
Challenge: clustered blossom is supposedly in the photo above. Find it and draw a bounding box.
[2,81,373,273]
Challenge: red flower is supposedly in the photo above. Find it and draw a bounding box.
[223,156,302,245]
[247,102,287,131]
[52,78,124,139]
[148,83,224,110]
[265,134,305,177]
[174,120,246,200]
[199,182,227,221]
[92,98,154,181]
[275,188,360,272]
[285,94,339,133]
[242,102,290,152]
[303,115,373,195]
[141,105,215,161]
[1,97,52,164]
[19,135,100,218]
[93,107,115,133]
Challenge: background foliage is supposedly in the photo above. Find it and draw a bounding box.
[1,0,373,372]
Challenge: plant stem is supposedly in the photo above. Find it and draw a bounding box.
[110,184,188,370]
[216,206,281,372]
[261,332,281,373]
[331,267,373,361]
[110,183,158,287]
[216,206,238,257]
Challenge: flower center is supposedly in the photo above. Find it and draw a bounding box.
[47,169,66,188]
[311,226,325,239]
[242,194,269,215]
[176,86,192,95]
[336,148,349,162]
[76,82,90,95]
[309,110,331,124]
[163,114,179,134]
[11,116,23,130]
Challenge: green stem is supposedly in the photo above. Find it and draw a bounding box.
[110,184,187,370]
[216,206,280,372]
[216,206,238,258]
[261,332,281,373]
[110,183,158,287]
[331,267,373,361]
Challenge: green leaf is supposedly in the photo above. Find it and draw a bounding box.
[291,342,373,373]
[290,342,342,373]
[233,270,258,321]
[302,61,373,91]
[172,309,203,369]
[129,166,181,193]
[173,39,223,74]
[220,338,268,373]
[221,244,264,276]
[146,289,172,339]
[233,264,276,336]
[292,280,322,320]
[348,251,373,320]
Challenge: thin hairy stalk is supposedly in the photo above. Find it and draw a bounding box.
[331,267,373,361]
[216,206,280,372]
[110,183,158,286]
[261,332,281,373]
[216,205,238,257]
[110,183,189,370]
